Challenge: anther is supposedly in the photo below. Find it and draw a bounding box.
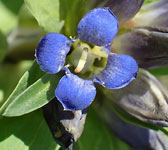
[64,64,70,74]
[69,36,78,42]
[74,47,88,73]
[102,82,105,88]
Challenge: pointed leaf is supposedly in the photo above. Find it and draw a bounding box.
[24,0,64,32]
[0,61,45,116]
[3,73,61,116]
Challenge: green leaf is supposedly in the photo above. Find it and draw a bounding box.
[1,0,24,14]
[59,0,85,36]
[149,67,168,76]
[18,4,39,28]
[143,0,160,5]
[0,31,7,62]
[0,61,45,116]
[0,110,60,150]
[24,0,64,33]
[3,72,61,117]
[74,108,131,150]
[0,1,17,34]
[0,61,33,104]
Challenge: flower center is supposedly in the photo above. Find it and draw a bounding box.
[67,40,108,79]
[74,47,88,73]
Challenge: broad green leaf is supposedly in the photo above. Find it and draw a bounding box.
[0,0,23,34]
[0,1,17,34]
[0,61,45,116]
[73,109,131,150]
[1,0,24,14]
[18,4,39,28]
[0,110,60,150]
[24,0,64,33]
[3,72,61,117]
[0,31,7,62]
[0,61,33,104]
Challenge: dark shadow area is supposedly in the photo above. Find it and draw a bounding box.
[43,99,74,148]
[1,0,24,14]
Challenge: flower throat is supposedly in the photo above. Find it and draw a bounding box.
[67,40,108,79]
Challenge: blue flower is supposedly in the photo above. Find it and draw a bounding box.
[35,8,138,111]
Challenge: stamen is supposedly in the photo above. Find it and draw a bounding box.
[65,64,70,68]
[74,47,88,73]
[69,36,78,42]
[102,82,105,88]
[64,64,70,74]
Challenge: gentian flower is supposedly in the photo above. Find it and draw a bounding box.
[35,8,138,111]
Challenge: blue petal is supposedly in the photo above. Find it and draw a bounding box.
[55,72,96,111]
[77,8,118,46]
[35,33,71,74]
[93,53,138,89]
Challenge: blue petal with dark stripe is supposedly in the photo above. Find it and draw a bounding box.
[93,53,138,89]
[77,8,118,46]
[36,33,71,74]
[55,72,96,111]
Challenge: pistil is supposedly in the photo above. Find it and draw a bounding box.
[74,47,88,73]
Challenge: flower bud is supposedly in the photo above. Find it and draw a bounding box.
[94,101,168,150]
[112,27,168,69]
[133,0,168,27]
[43,99,87,148]
[98,0,144,22]
[102,69,168,127]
